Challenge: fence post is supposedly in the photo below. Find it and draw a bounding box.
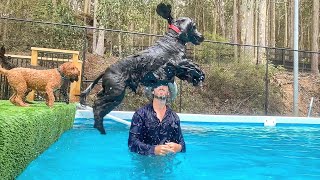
[80,28,88,91]
[179,80,182,113]
[281,49,285,66]
[256,46,260,65]
[26,49,38,101]
[264,48,269,115]
[69,52,82,102]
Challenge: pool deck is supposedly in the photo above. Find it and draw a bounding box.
[75,106,320,125]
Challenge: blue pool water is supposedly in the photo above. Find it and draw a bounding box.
[18,119,320,179]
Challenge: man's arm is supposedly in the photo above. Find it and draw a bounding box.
[128,113,156,155]
[176,119,186,152]
[166,113,186,153]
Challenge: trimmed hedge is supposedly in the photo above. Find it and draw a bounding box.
[0,101,76,180]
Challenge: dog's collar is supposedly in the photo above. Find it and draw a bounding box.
[57,68,67,80]
[168,24,181,33]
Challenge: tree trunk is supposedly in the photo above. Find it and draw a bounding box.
[218,0,226,37]
[118,32,122,58]
[153,13,158,43]
[95,26,105,56]
[202,6,206,32]
[311,0,319,75]
[269,0,276,47]
[232,0,239,61]
[254,0,258,61]
[84,0,90,24]
[257,0,267,64]
[148,8,152,46]
[2,0,11,42]
[237,1,241,44]
[212,7,217,35]
[129,23,135,49]
[240,0,255,45]
[245,0,255,45]
[92,0,98,53]
[240,0,255,62]
[232,0,238,43]
[52,0,57,8]
[288,1,294,48]
[284,2,288,47]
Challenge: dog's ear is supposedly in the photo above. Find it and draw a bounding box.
[0,46,5,56]
[156,3,173,24]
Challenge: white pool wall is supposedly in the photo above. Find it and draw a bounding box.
[75,109,320,124]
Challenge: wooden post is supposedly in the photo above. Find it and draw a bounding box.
[69,52,82,103]
[26,49,38,101]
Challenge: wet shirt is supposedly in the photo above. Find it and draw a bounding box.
[128,104,186,155]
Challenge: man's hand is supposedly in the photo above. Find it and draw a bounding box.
[154,145,175,156]
[165,142,182,153]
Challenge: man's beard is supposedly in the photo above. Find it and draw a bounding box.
[154,95,167,101]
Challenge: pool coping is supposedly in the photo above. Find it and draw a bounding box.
[75,109,320,125]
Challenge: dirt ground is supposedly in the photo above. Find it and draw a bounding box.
[82,53,320,117]
[272,72,320,117]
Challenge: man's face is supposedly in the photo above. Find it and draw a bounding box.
[153,85,169,99]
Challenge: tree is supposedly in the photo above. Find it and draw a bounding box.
[1,0,11,42]
[217,0,226,37]
[311,0,319,75]
[257,0,267,64]
[269,0,276,47]
[92,0,97,52]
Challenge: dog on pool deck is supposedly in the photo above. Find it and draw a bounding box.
[80,3,205,134]
[0,46,73,104]
[0,61,80,107]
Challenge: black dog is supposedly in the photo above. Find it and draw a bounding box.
[0,46,71,104]
[80,3,205,134]
[0,46,15,70]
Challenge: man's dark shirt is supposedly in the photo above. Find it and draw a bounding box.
[128,103,186,155]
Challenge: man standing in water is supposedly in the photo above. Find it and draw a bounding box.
[128,82,186,156]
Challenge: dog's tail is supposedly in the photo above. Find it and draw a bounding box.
[0,65,8,75]
[79,72,104,105]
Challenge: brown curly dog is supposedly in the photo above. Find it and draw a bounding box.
[0,62,80,107]
[0,46,72,104]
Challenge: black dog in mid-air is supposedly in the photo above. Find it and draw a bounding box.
[80,3,205,134]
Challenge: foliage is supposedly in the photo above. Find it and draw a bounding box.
[2,0,84,52]
[197,62,284,115]
[195,32,234,64]
[0,101,76,179]
[116,61,285,115]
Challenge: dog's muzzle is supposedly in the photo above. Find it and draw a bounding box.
[70,76,79,82]
[190,29,204,45]
[192,74,205,86]
[192,32,204,45]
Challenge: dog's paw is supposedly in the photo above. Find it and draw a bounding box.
[76,103,88,110]
[98,127,106,135]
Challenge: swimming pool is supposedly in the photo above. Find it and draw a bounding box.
[18,112,320,179]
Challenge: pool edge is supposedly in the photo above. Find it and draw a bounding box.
[75,109,320,124]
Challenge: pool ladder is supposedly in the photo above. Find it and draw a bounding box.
[308,97,314,117]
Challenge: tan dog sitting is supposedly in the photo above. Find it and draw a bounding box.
[0,62,80,107]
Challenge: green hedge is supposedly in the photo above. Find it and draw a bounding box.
[0,101,76,180]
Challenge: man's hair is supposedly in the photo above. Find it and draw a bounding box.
[144,82,178,103]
